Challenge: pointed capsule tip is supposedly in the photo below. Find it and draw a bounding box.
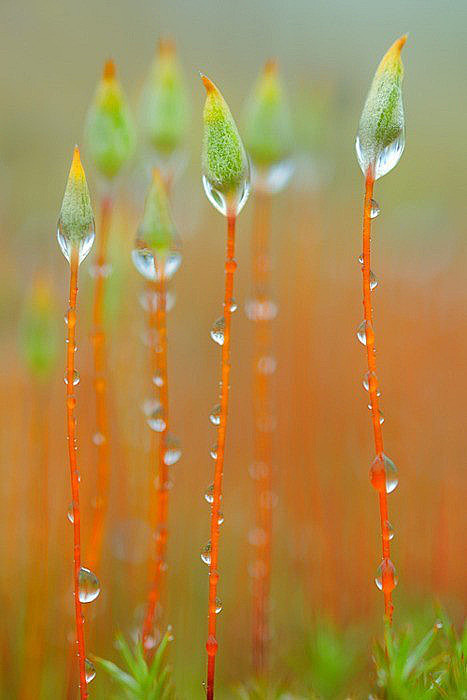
[103,59,116,81]
[70,146,85,179]
[200,73,217,94]
[158,37,176,57]
[264,58,278,75]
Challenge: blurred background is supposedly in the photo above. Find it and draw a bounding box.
[0,0,466,697]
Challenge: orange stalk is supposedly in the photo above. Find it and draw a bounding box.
[142,268,170,651]
[205,213,237,700]
[362,171,394,622]
[66,248,87,698]
[250,191,273,674]
[88,194,113,570]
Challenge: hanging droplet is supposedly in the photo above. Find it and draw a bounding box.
[64,370,80,386]
[362,371,381,395]
[230,299,238,313]
[355,128,405,181]
[131,247,181,282]
[92,432,106,446]
[375,558,398,592]
[245,298,278,321]
[209,404,221,426]
[370,270,378,290]
[370,199,380,219]
[57,218,95,265]
[202,175,250,217]
[201,541,212,565]
[142,398,160,416]
[210,317,225,346]
[85,658,96,683]
[356,320,374,346]
[163,435,182,466]
[140,289,176,313]
[215,597,222,614]
[384,520,395,541]
[210,443,218,460]
[153,371,164,387]
[367,404,385,424]
[358,254,364,265]
[217,512,224,525]
[67,503,75,523]
[147,406,166,433]
[369,454,399,494]
[78,567,100,603]
[204,483,214,504]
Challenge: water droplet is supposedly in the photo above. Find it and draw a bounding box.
[210,317,225,345]
[210,443,218,460]
[230,299,238,313]
[92,432,105,446]
[89,263,112,278]
[67,503,75,523]
[142,398,160,416]
[375,558,398,592]
[209,404,221,426]
[251,159,295,195]
[257,356,277,375]
[140,289,176,313]
[370,199,380,219]
[201,541,212,565]
[245,299,278,321]
[147,406,166,433]
[362,371,381,395]
[153,371,164,387]
[85,658,96,683]
[369,454,398,494]
[131,246,181,282]
[370,270,378,290]
[204,483,214,504]
[367,404,385,424]
[78,567,100,603]
[64,370,80,386]
[217,512,224,525]
[202,175,250,217]
[57,218,95,264]
[163,435,181,466]
[355,129,405,181]
[356,320,374,346]
[214,597,222,614]
[384,520,395,541]
[358,254,364,265]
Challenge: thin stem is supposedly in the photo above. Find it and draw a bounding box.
[142,266,170,652]
[251,191,273,674]
[66,248,87,698]
[88,194,113,570]
[206,213,237,700]
[362,171,393,622]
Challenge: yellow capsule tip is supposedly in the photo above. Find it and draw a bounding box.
[70,146,85,180]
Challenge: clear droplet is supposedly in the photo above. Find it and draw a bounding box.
[209,404,221,426]
[245,299,278,321]
[202,175,250,217]
[370,199,380,219]
[210,442,218,460]
[89,262,112,278]
[57,218,95,265]
[257,356,277,375]
[131,246,181,282]
[210,317,225,346]
[64,370,80,386]
[355,128,405,181]
[251,159,295,195]
[369,454,398,494]
[356,320,374,346]
[67,503,75,523]
[201,541,212,565]
[362,371,381,395]
[163,435,181,466]
[375,558,398,592]
[85,658,96,683]
[217,512,224,525]
[147,406,166,433]
[153,371,164,387]
[142,398,160,417]
[358,254,364,265]
[370,270,378,290]
[368,404,385,424]
[384,520,395,541]
[204,483,214,504]
[214,597,222,614]
[140,289,176,313]
[92,432,105,446]
[78,567,100,603]
[230,299,238,313]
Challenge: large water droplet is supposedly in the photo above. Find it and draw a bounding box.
[375,558,398,592]
[251,159,295,195]
[355,129,405,180]
[147,406,166,433]
[163,435,181,466]
[202,175,250,217]
[85,658,96,683]
[210,317,225,346]
[131,247,181,282]
[201,541,212,565]
[78,567,100,603]
[57,218,95,265]
[370,199,380,219]
[369,454,398,494]
[209,404,221,426]
[357,320,374,346]
[64,370,80,386]
[245,298,278,321]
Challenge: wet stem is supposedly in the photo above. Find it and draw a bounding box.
[88,194,113,570]
[251,191,273,674]
[66,248,87,698]
[142,266,170,653]
[206,213,237,700]
[362,170,393,622]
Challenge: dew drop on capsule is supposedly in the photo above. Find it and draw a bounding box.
[357,320,374,346]
[78,567,101,603]
[163,435,182,466]
[64,370,80,386]
[370,199,380,218]
[375,558,398,592]
[202,175,250,217]
[210,317,225,345]
[85,658,96,683]
[209,404,221,426]
[201,541,212,565]
[369,453,398,494]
